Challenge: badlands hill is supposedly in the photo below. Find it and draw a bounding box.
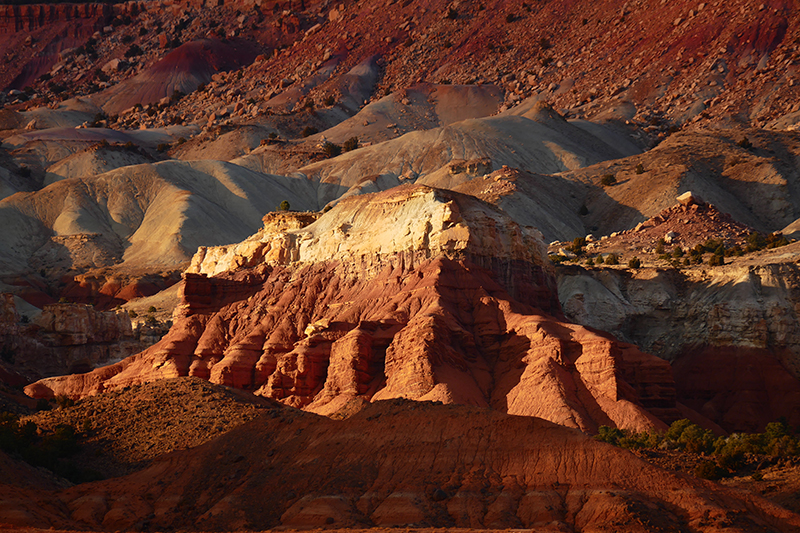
[4,1,800,531]
[3,380,800,532]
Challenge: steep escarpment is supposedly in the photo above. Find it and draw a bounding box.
[27,186,682,433]
[558,248,800,432]
[0,295,147,382]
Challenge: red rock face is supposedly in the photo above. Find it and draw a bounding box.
[28,253,678,432]
[1,297,147,382]
[25,187,684,431]
[674,346,800,432]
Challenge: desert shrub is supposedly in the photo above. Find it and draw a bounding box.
[578,204,588,216]
[121,34,133,44]
[708,253,724,266]
[128,310,138,318]
[55,395,74,409]
[539,37,551,50]
[17,165,31,178]
[343,136,359,152]
[323,95,336,106]
[635,163,645,174]
[445,7,458,19]
[594,425,624,445]
[48,82,66,94]
[323,141,342,158]
[570,237,586,254]
[600,174,616,186]
[628,256,641,268]
[672,247,684,258]
[695,460,723,480]
[765,232,789,249]
[278,200,291,211]
[604,253,619,265]
[654,239,665,254]
[737,136,753,149]
[540,56,553,67]
[124,44,143,58]
[156,143,169,152]
[147,306,157,313]
[268,132,278,140]
[505,13,516,22]
[301,126,318,138]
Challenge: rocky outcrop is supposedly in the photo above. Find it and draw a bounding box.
[0,3,111,33]
[28,186,682,432]
[1,296,147,380]
[558,254,800,432]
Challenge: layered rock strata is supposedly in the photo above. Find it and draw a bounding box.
[27,186,680,432]
[1,296,145,380]
[559,255,800,432]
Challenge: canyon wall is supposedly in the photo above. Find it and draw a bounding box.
[558,258,800,431]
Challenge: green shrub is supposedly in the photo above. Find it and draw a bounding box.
[323,142,342,158]
[278,200,291,211]
[594,425,624,445]
[343,136,359,152]
[124,44,143,58]
[600,174,616,186]
[604,253,619,265]
[695,460,723,480]
[147,306,157,313]
[628,256,641,268]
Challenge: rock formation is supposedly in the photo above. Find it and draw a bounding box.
[28,186,683,432]
[0,295,147,381]
[557,238,800,432]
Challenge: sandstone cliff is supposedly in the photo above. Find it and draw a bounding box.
[558,249,800,432]
[27,186,681,432]
[0,295,146,381]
